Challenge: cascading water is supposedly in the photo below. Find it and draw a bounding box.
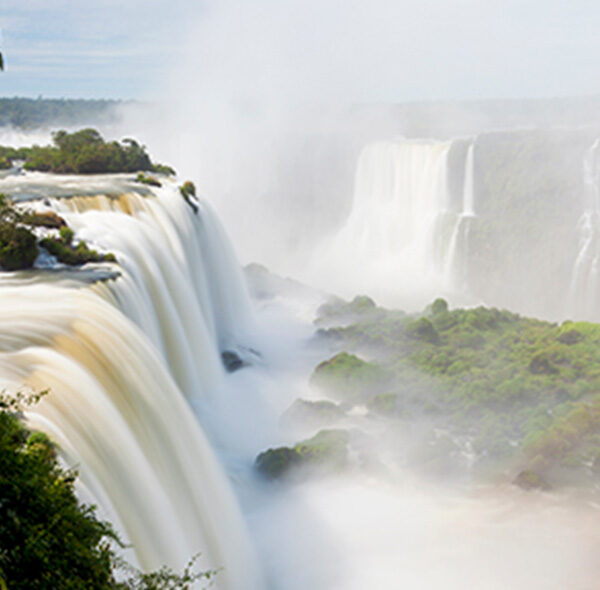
[0,174,262,589]
[443,142,476,291]
[568,139,600,321]
[310,139,466,307]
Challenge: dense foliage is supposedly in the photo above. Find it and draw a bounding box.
[298,296,600,486]
[0,391,218,589]
[0,194,39,270]
[0,390,117,588]
[0,129,174,176]
[20,129,153,174]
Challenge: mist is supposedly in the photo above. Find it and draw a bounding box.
[107,0,600,319]
[4,1,600,588]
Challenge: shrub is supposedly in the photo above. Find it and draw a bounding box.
[405,317,439,344]
[0,390,117,588]
[59,225,74,245]
[430,298,449,315]
[529,352,558,375]
[19,129,171,175]
[152,163,176,176]
[135,172,161,188]
[0,390,218,589]
[0,222,37,270]
[311,352,389,402]
[40,234,116,266]
[179,181,198,213]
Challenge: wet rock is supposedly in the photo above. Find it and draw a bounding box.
[255,429,349,480]
[221,350,245,372]
[24,211,67,229]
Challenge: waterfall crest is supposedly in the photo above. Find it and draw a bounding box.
[0,175,262,588]
[312,139,476,307]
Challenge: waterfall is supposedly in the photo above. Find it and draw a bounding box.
[443,142,476,291]
[567,140,600,320]
[311,139,465,307]
[0,174,262,589]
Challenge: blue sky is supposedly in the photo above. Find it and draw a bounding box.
[0,0,203,98]
[2,0,600,101]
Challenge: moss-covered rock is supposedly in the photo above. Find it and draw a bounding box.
[255,429,349,480]
[22,210,67,229]
[135,172,161,187]
[311,352,389,403]
[179,181,198,214]
[40,233,116,266]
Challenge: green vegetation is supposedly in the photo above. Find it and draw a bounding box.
[311,352,390,404]
[316,295,377,324]
[22,210,66,229]
[179,181,198,214]
[0,194,116,270]
[256,429,349,480]
[0,129,175,176]
[152,164,176,177]
[0,390,218,589]
[21,129,154,174]
[0,194,38,270]
[0,389,116,588]
[314,297,600,484]
[136,172,162,187]
[40,227,116,266]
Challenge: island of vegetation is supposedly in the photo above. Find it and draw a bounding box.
[0,194,116,271]
[0,128,175,176]
[256,295,600,491]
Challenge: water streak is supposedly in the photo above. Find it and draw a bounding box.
[568,139,600,320]
[0,174,262,588]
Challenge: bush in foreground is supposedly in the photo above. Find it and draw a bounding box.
[0,390,218,589]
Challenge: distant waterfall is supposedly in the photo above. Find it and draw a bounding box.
[568,140,600,320]
[443,142,476,291]
[0,175,262,589]
[313,139,474,307]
